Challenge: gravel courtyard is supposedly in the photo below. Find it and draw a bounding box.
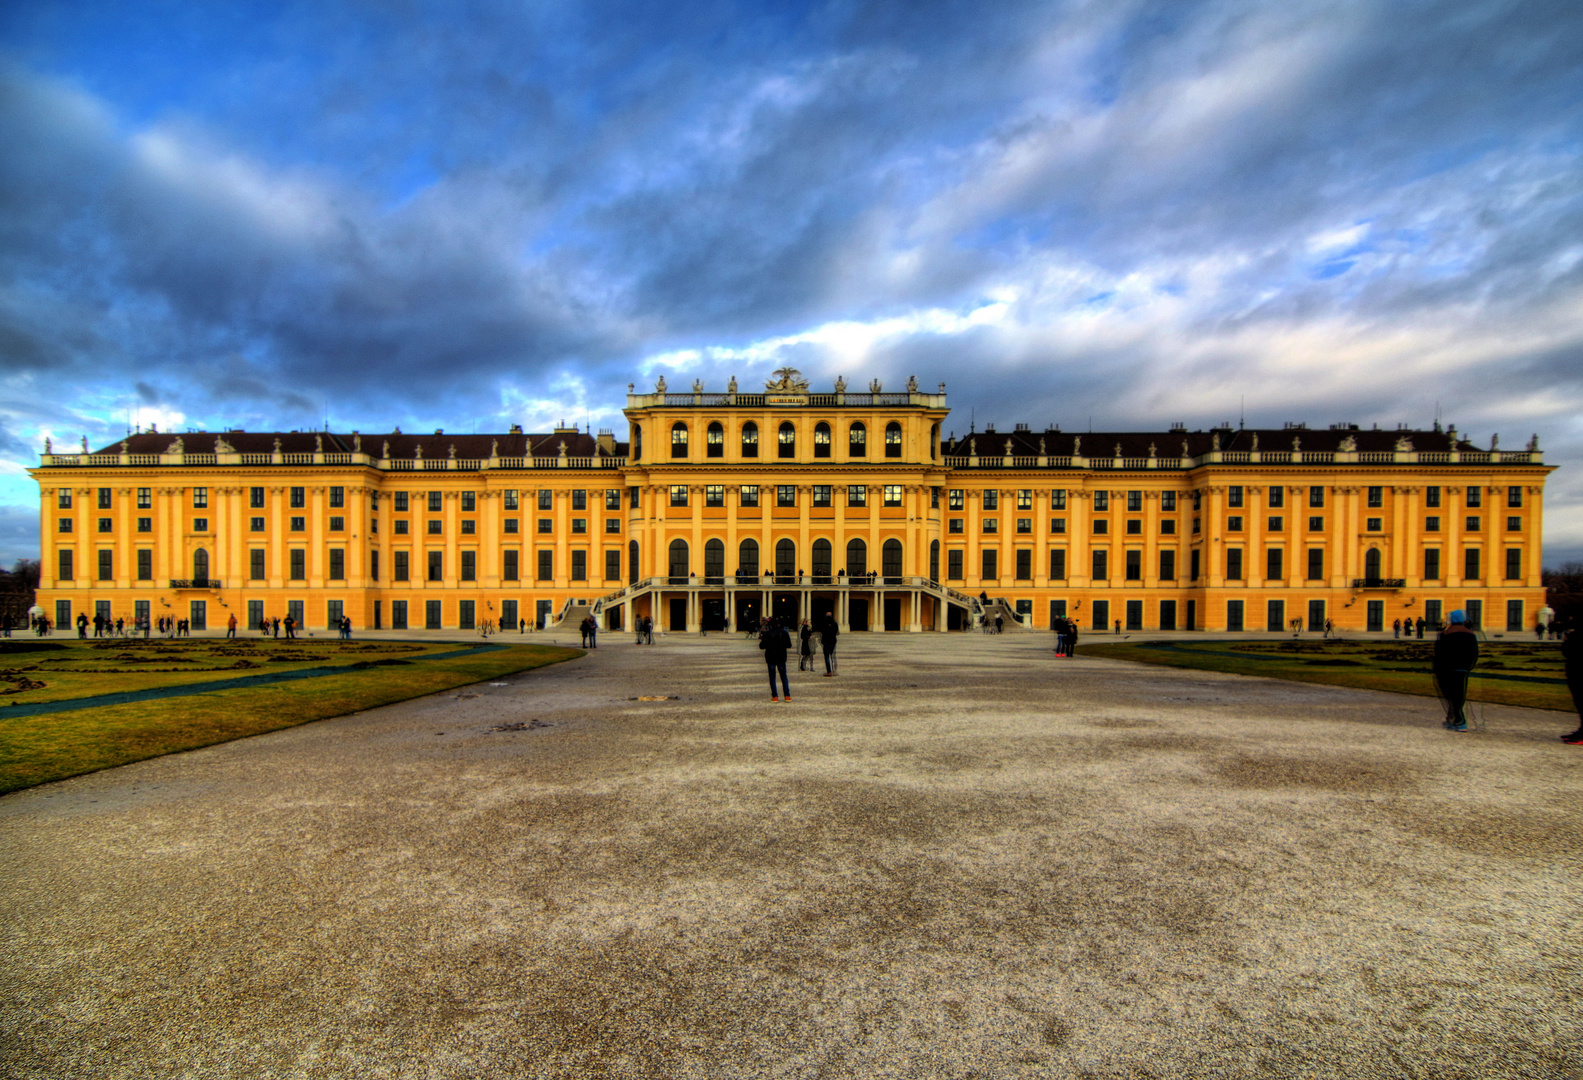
[1,633,1579,1079]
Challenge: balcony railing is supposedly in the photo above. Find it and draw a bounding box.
[1351,578,1406,589]
[169,578,223,589]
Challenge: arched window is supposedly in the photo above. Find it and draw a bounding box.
[1365,548,1381,581]
[849,422,867,457]
[775,538,796,580]
[813,422,832,458]
[930,539,940,582]
[812,538,832,582]
[739,538,759,580]
[706,422,724,458]
[846,538,867,579]
[704,538,725,583]
[629,539,640,584]
[671,422,688,458]
[632,423,642,461]
[882,538,903,581]
[194,548,209,581]
[668,538,689,581]
[741,422,759,458]
[885,421,903,458]
[778,422,796,459]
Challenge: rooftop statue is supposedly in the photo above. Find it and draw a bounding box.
[448,443,457,459]
[655,375,667,393]
[1292,435,1300,451]
[315,434,323,453]
[727,376,737,393]
[1211,432,1220,451]
[1039,437,1046,454]
[1249,433,1258,451]
[81,436,89,453]
[1528,433,1540,452]
[834,375,847,392]
[382,440,390,459]
[1490,433,1499,450]
[693,379,704,393]
[1148,441,1157,458]
[907,375,919,391]
[214,435,236,453]
[1395,435,1413,452]
[1338,434,1357,452]
[1073,436,1081,456]
[491,438,499,457]
[44,437,51,454]
[767,367,809,391]
[869,378,883,392]
[273,437,282,453]
[352,432,361,451]
[167,436,184,454]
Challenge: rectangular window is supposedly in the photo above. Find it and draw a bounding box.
[1367,486,1382,507]
[538,490,553,510]
[428,551,443,581]
[1016,549,1032,580]
[948,489,964,510]
[1506,516,1521,532]
[1227,516,1243,531]
[931,488,940,509]
[571,550,587,581]
[1092,520,1107,534]
[96,487,111,509]
[1161,519,1176,534]
[57,550,73,581]
[453,600,473,630]
[426,600,442,630]
[1466,486,1482,508]
[1091,600,1109,633]
[605,490,620,510]
[1050,549,1067,579]
[137,487,151,509]
[250,549,266,580]
[538,518,552,533]
[1466,516,1481,531]
[1426,486,1441,507]
[96,549,112,580]
[329,516,345,531]
[394,551,409,581]
[289,550,306,580]
[1091,549,1107,580]
[984,491,999,511]
[1226,548,1243,580]
[1124,549,1141,580]
[505,489,520,510]
[192,518,208,533]
[605,550,621,581]
[329,549,345,580]
[370,550,379,581]
[500,600,517,631]
[1228,485,1243,508]
[537,550,553,580]
[883,485,903,507]
[424,491,440,512]
[1424,548,1440,580]
[812,485,831,508]
[1465,548,1480,580]
[706,485,725,507]
[1190,549,1201,581]
[193,487,208,509]
[983,519,998,533]
[1307,548,1324,580]
[949,519,964,534]
[1051,518,1066,533]
[629,487,641,509]
[1226,600,1244,632]
[1266,548,1283,580]
[289,516,306,532]
[1505,548,1521,580]
[391,601,408,630]
[1019,490,1034,510]
[1091,491,1106,511]
[330,486,345,508]
[571,490,587,511]
[740,485,759,508]
[290,487,305,508]
[461,491,476,512]
[503,550,519,580]
[947,550,964,580]
[605,519,621,533]
[1366,518,1382,532]
[571,519,586,534]
[249,517,264,532]
[670,485,689,507]
[57,489,72,509]
[460,550,476,581]
[1162,491,1176,511]
[1309,486,1325,508]
[1159,549,1175,580]
[395,520,410,535]
[137,549,152,580]
[1308,516,1324,531]
[1124,519,1140,535]
[505,519,520,534]
[982,549,998,580]
[1018,518,1033,534]
[1267,487,1283,508]
[847,485,866,507]
[777,485,796,507]
[98,517,112,533]
[1051,489,1067,510]
[395,492,409,511]
[1125,490,1141,512]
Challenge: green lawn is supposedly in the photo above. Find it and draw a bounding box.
[1083,637,1575,713]
[0,637,583,794]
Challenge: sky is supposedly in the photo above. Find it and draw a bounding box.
[1,0,1581,566]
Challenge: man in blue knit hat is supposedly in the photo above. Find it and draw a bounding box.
[1433,609,1479,732]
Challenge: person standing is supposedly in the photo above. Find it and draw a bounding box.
[588,617,597,649]
[77,612,88,639]
[761,617,792,701]
[1433,609,1479,732]
[1067,619,1080,658]
[227,613,238,640]
[1416,616,1425,640]
[798,619,814,671]
[579,616,590,648]
[820,610,838,675]
[1393,618,1402,639]
[284,614,296,641]
[1560,627,1583,744]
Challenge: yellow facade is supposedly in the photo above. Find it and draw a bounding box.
[29,376,1553,636]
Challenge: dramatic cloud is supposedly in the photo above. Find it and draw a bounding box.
[1,0,1581,562]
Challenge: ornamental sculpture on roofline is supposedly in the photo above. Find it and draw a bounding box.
[766,367,809,392]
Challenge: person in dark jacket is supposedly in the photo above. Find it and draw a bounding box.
[1561,627,1583,744]
[798,619,814,671]
[760,618,792,701]
[820,611,838,675]
[1433,609,1480,731]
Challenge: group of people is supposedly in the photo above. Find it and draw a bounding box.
[1051,617,1080,657]
[578,615,599,648]
[1392,617,1435,639]
[631,615,654,645]
[759,613,839,701]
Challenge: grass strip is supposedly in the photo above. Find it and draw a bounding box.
[1082,639,1575,713]
[0,643,582,795]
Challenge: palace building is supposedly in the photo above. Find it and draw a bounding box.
[30,370,1554,637]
